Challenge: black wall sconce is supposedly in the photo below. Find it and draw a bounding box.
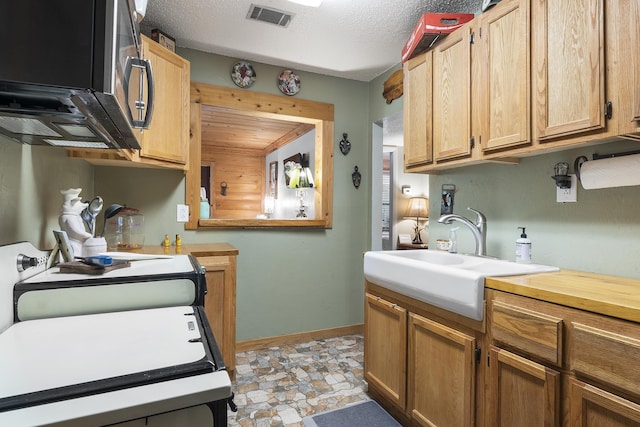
[339,133,351,155]
[220,181,228,196]
[552,162,571,188]
[352,166,361,188]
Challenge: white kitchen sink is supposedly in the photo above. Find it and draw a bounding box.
[363,250,559,321]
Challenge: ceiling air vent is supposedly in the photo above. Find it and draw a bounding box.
[247,4,293,28]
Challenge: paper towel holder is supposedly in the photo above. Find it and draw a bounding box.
[574,156,588,183]
[552,162,572,188]
[574,149,640,183]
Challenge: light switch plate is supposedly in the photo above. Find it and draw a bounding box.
[177,204,189,222]
[556,175,577,203]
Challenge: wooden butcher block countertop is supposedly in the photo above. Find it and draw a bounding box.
[133,243,239,257]
[486,270,640,323]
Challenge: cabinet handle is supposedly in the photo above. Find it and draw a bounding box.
[604,101,613,120]
[391,303,397,309]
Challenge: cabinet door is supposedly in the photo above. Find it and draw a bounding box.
[433,25,473,161]
[140,36,190,165]
[403,51,433,167]
[568,378,640,426]
[408,312,476,427]
[632,0,640,123]
[198,255,236,374]
[364,293,407,411]
[479,0,531,152]
[487,346,560,427]
[532,0,605,141]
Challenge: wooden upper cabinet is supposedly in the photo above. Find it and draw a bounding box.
[616,0,640,135]
[532,0,605,141]
[479,0,531,152]
[575,0,640,139]
[433,24,473,161]
[634,0,640,123]
[67,39,190,169]
[140,35,190,166]
[403,51,433,168]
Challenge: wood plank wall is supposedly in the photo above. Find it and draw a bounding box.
[202,147,265,219]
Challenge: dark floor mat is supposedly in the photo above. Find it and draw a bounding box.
[302,400,401,427]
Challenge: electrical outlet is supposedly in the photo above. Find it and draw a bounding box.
[176,204,189,222]
[556,175,578,203]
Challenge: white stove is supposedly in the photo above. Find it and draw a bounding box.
[0,242,234,427]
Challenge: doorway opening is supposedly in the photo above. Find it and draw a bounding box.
[371,112,430,251]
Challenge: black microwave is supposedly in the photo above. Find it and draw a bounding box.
[0,0,154,150]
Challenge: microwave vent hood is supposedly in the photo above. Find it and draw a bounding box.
[0,0,153,150]
[0,84,133,149]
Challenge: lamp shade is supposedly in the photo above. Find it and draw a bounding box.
[404,197,429,219]
[288,153,314,189]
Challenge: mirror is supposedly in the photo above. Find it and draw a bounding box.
[185,82,334,229]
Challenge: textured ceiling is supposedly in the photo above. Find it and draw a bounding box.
[141,0,483,82]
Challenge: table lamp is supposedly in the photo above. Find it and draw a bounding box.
[404,196,429,244]
[288,153,314,218]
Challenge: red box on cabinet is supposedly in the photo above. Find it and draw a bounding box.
[401,13,474,63]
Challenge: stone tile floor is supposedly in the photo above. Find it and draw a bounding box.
[227,334,370,426]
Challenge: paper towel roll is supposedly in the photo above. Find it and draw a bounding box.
[579,154,640,189]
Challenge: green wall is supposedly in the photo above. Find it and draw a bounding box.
[0,140,94,249]
[427,140,640,278]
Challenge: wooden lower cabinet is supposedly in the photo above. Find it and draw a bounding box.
[198,255,237,374]
[408,312,476,427]
[487,346,560,426]
[366,285,640,426]
[364,293,407,411]
[568,378,640,427]
[365,283,484,426]
[486,289,640,427]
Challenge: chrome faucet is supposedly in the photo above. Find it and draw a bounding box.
[438,207,487,256]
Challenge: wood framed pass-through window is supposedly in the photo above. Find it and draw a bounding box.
[185,82,334,229]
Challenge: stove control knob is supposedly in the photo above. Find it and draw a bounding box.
[17,254,38,272]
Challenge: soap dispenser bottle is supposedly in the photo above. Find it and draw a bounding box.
[515,227,532,264]
[200,187,210,219]
[448,227,459,254]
